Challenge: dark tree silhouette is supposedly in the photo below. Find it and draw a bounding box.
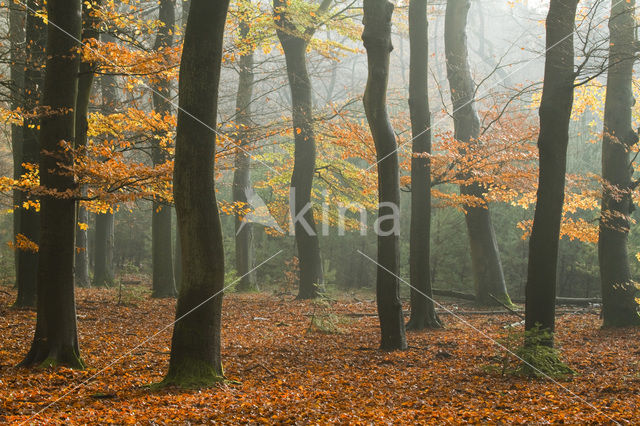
[598,0,640,327]
[163,0,229,387]
[525,0,578,344]
[407,0,441,330]
[151,0,178,299]
[20,0,84,369]
[14,0,46,308]
[362,0,407,351]
[444,0,510,306]
[273,0,330,299]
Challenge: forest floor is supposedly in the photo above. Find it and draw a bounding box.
[0,286,639,424]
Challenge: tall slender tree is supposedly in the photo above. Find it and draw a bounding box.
[598,0,640,327]
[444,0,510,306]
[233,0,257,292]
[525,0,578,344]
[406,0,441,330]
[75,0,103,288]
[93,59,117,288]
[151,0,178,298]
[14,0,46,308]
[20,0,84,368]
[163,0,230,387]
[362,0,407,351]
[9,0,25,283]
[273,0,330,299]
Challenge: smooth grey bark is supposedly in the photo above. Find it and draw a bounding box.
[10,0,25,286]
[525,0,578,344]
[274,0,327,299]
[362,0,407,351]
[151,0,177,298]
[20,0,84,369]
[598,0,640,327]
[75,0,102,288]
[444,0,510,306]
[14,0,46,308]
[163,0,229,387]
[407,0,442,330]
[233,7,256,292]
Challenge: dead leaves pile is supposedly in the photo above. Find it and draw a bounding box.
[1,289,639,423]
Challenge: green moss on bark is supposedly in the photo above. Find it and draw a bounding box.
[159,359,225,389]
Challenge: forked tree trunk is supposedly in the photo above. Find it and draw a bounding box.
[525,0,578,344]
[274,0,325,299]
[407,0,441,330]
[10,0,25,285]
[20,0,84,369]
[14,0,46,308]
[163,0,229,387]
[151,0,177,298]
[444,0,510,306]
[598,0,640,327]
[233,7,256,292]
[362,0,407,351]
[75,0,102,288]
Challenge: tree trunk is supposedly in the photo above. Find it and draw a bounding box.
[362,0,407,351]
[14,0,46,308]
[174,208,182,290]
[75,0,102,288]
[92,41,117,288]
[525,0,578,344]
[163,0,229,387]
[233,8,256,292]
[598,0,640,327]
[274,0,324,299]
[20,0,84,369]
[151,0,177,298]
[93,212,114,287]
[10,0,25,287]
[406,0,441,330]
[444,0,510,306]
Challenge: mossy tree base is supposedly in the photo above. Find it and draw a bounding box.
[160,360,225,389]
[19,343,85,370]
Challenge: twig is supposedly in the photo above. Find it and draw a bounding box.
[244,363,275,377]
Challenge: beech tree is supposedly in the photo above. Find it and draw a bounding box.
[233,0,257,292]
[525,0,578,344]
[151,0,177,298]
[14,0,46,308]
[363,0,407,351]
[444,0,510,306]
[20,0,84,368]
[273,0,330,299]
[9,0,25,285]
[598,0,640,327]
[75,0,102,288]
[93,62,117,288]
[163,0,229,386]
[407,0,441,330]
